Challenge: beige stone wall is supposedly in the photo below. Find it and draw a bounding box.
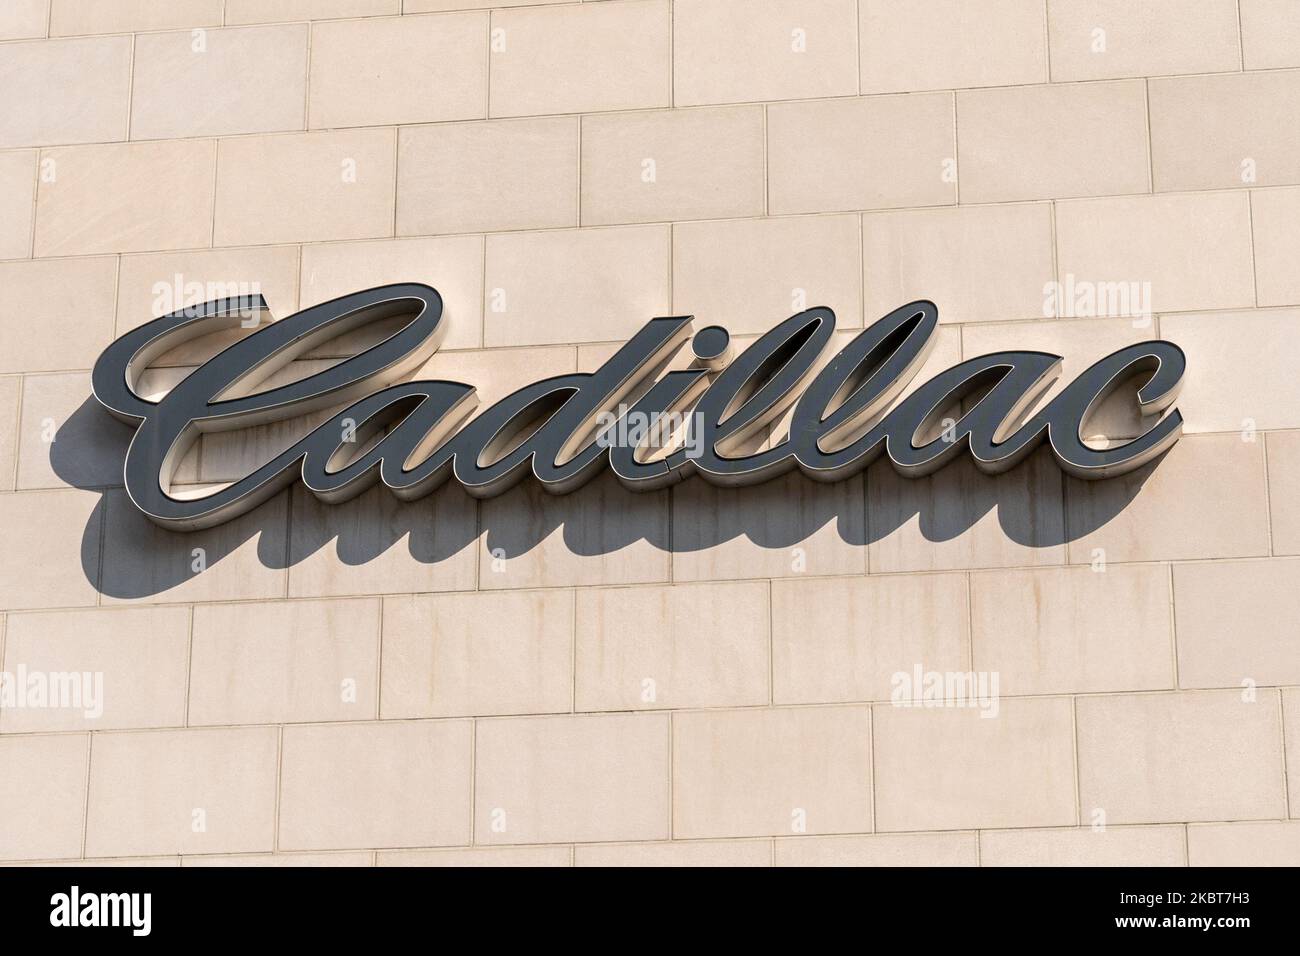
[0,0,1297,866]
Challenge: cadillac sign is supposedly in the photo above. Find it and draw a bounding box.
[92,284,1185,530]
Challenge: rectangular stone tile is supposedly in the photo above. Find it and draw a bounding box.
[308,13,486,128]
[410,0,557,10]
[673,472,866,581]
[768,93,955,214]
[971,565,1174,696]
[0,149,35,259]
[1047,0,1239,81]
[1241,0,1300,69]
[957,81,1149,203]
[0,377,18,491]
[1251,186,1300,307]
[279,720,472,850]
[1266,430,1300,555]
[225,0,399,23]
[775,831,978,866]
[868,448,1066,573]
[183,851,373,866]
[51,0,223,34]
[0,0,48,40]
[300,235,482,351]
[1173,559,1300,688]
[100,487,286,605]
[1078,690,1286,824]
[0,489,101,611]
[381,590,572,718]
[379,845,570,866]
[116,245,301,366]
[475,713,669,844]
[575,840,770,867]
[962,316,1151,367]
[1,607,189,732]
[1162,310,1300,433]
[190,598,380,725]
[397,117,576,236]
[771,573,967,705]
[575,581,768,711]
[863,203,1053,326]
[673,705,872,838]
[0,36,130,148]
[488,1,670,117]
[479,471,671,589]
[1066,433,1269,564]
[86,727,279,857]
[581,107,763,225]
[673,0,857,106]
[214,129,395,247]
[0,257,116,374]
[1189,821,1300,866]
[288,483,477,598]
[16,372,133,489]
[872,696,1076,831]
[1151,71,1300,192]
[673,214,861,335]
[0,734,87,861]
[35,140,216,257]
[1055,192,1255,314]
[25,856,180,867]
[483,225,669,346]
[861,0,1045,93]
[981,826,1186,866]
[131,25,307,140]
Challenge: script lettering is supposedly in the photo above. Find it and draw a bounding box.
[91,284,1185,530]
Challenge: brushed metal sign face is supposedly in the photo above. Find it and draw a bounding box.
[91,284,1185,531]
